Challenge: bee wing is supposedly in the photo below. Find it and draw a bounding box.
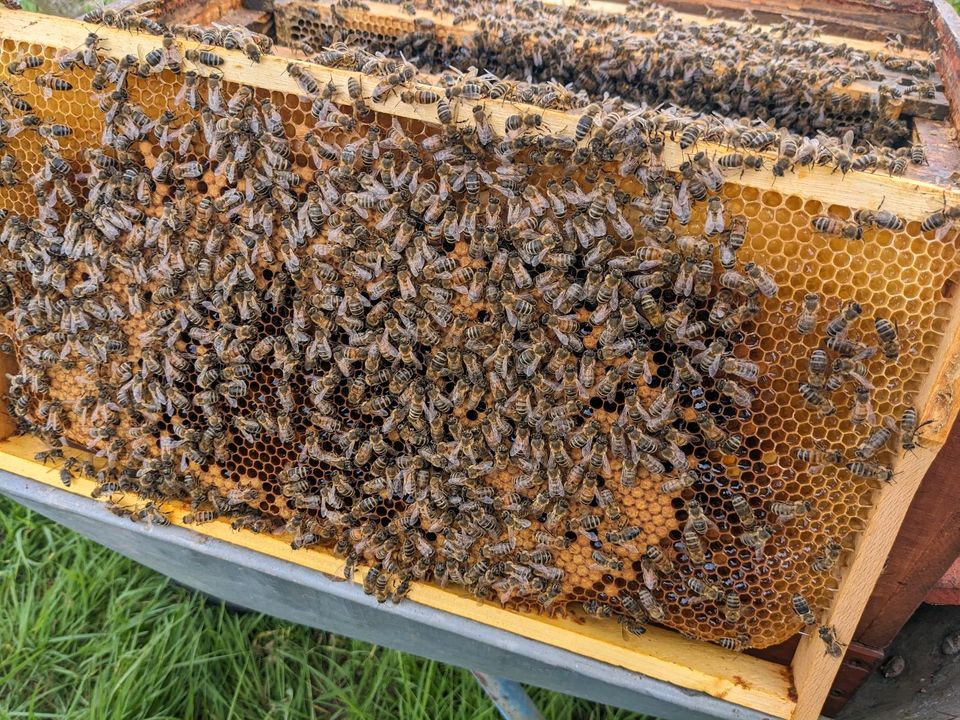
[642,358,654,385]
[704,212,718,235]
[707,351,725,378]
[640,559,658,591]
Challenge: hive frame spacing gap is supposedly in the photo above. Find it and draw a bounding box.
[2,8,960,720]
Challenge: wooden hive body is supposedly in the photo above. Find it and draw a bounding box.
[0,3,959,719]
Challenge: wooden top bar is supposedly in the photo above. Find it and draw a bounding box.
[2,7,957,221]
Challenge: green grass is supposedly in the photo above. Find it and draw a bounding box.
[0,496,651,720]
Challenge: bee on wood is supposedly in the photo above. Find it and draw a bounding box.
[185,48,224,67]
[144,33,183,74]
[896,407,933,452]
[819,626,845,658]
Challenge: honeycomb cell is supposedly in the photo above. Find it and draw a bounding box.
[0,5,953,654]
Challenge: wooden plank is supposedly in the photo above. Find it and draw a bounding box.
[0,433,798,720]
[217,7,272,35]
[0,10,955,219]
[663,0,930,44]
[932,0,960,132]
[910,118,960,211]
[853,427,960,647]
[790,287,960,720]
[790,443,943,720]
[539,0,932,59]
[821,642,885,716]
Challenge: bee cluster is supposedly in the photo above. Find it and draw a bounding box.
[0,3,956,653]
[277,0,936,152]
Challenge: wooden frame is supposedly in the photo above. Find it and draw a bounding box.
[4,3,960,719]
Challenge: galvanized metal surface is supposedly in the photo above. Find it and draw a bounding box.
[0,470,779,720]
[471,671,545,720]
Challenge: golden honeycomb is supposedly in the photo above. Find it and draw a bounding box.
[0,13,957,655]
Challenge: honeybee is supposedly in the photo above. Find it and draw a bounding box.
[719,634,752,652]
[739,525,772,558]
[34,72,73,98]
[811,539,842,573]
[640,544,674,590]
[874,317,899,359]
[730,494,756,529]
[801,348,829,394]
[591,550,624,572]
[854,424,894,459]
[770,500,813,522]
[288,63,321,95]
[638,589,665,621]
[854,208,905,232]
[144,33,183,74]
[810,215,862,240]
[704,196,725,236]
[716,379,753,408]
[722,593,742,624]
[796,293,820,335]
[847,461,895,482]
[185,48,224,67]
[799,383,836,416]
[819,626,845,658]
[897,407,933,452]
[851,386,876,426]
[685,500,718,536]
[825,301,862,338]
[687,577,724,603]
[184,510,220,525]
[683,528,706,564]
[920,205,960,238]
[743,262,779,298]
[6,52,44,75]
[792,593,816,625]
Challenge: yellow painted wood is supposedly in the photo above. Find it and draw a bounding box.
[0,433,797,719]
[0,8,955,220]
[789,444,939,720]
[789,288,960,720]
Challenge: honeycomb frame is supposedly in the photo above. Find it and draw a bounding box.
[0,7,959,720]
[274,0,950,133]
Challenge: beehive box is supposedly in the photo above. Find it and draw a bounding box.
[1,1,960,718]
